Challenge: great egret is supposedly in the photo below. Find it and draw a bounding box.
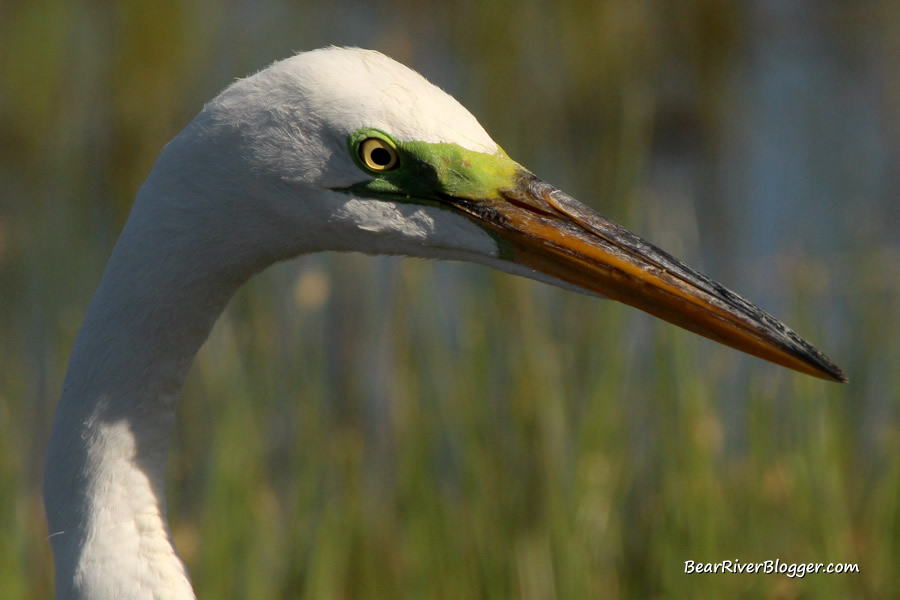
[43,47,845,599]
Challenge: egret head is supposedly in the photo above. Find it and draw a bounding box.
[145,46,844,382]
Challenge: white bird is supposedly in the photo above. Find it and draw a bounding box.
[43,47,845,599]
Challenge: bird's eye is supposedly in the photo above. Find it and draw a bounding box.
[359,138,399,171]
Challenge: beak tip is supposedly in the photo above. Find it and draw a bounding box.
[828,365,849,384]
[790,345,846,383]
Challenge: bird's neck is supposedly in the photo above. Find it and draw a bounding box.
[43,176,265,599]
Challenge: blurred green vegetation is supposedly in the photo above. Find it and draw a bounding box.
[1,0,898,598]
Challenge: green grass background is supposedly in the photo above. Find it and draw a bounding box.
[1,0,898,598]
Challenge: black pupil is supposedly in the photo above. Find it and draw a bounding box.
[370,146,392,166]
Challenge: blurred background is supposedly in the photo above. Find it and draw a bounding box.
[1,0,898,598]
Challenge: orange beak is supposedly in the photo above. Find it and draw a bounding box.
[448,173,846,382]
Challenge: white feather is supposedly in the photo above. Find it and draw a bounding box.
[43,47,515,600]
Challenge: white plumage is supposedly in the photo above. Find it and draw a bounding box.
[44,47,509,600]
